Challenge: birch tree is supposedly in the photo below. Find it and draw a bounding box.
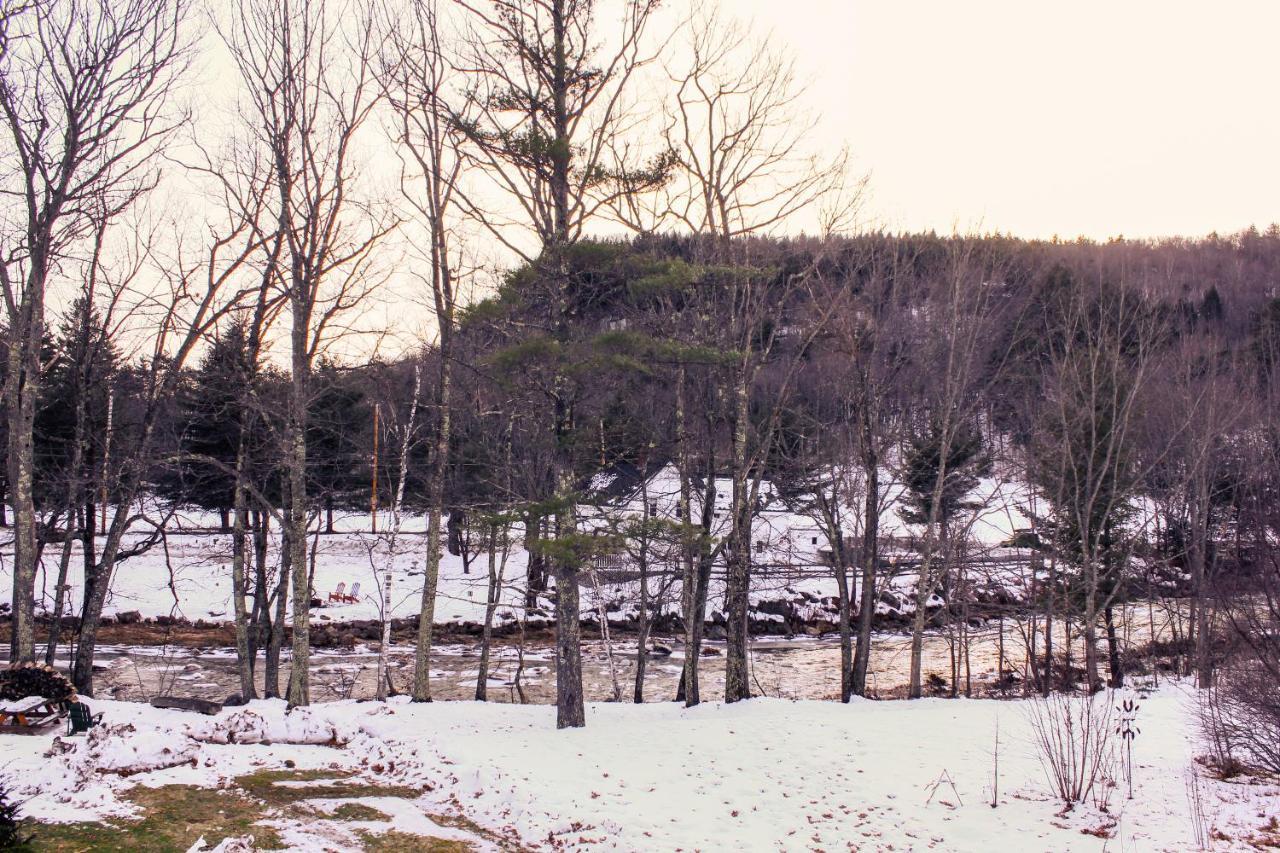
[0,0,192,663]
[379,0,468,703]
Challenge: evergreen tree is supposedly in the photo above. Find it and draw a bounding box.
[1200,285,1224,324]
[34,299,118,512]
[162,322,265,527]
[0,774,33,851]
[307,361,371,528]
[900,414,991,532]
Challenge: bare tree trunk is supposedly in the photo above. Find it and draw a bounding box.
[413,332,452,702]
[7,327,39,663]
[908,578,930,699]
[1083,553,1100,692]
[285,311,312,706]
[45,512,77,665]
[525,516,546,609]
[46,329,94,665]
[908,525,947,700]
[1043,555,1054,695]
[852,449,879,696]
[676,366,697,703]
[724,374,753,703]
[265,507,290,699]
[680,447,718,706]
[820,490,853,703]
[250,510,270,670]
[633,478,652,704]
[476,524,509,701]
[1104,604,1123,688]
[1189,498,1213,689]
[230,442,256,700]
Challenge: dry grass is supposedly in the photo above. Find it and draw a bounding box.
[22,767,494,852]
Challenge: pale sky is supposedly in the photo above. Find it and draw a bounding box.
[139,0,1280,360]
[732,0,1280,239]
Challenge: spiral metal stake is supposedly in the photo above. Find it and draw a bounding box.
[1116,696,1141,800]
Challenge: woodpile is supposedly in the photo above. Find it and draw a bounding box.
[0,663,75,703]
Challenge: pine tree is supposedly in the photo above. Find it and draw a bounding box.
[901,415,991,531]
[0,775,33,851]
[34,299,118,512]
[307,361,371,530]
[163,322,262,528]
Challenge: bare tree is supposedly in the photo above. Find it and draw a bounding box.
[379,0,469,703]
[71,194,270,694]
[0,0,193,663]
[1032,273,1159,692]
[644,6,853,705]
[373,359,423,700]
[42,212,129,667]
[653,2,851,242]
[831,241,911,698]
[223,0,392,706]
[897,241,1002,700]
[1145,337,1244,689]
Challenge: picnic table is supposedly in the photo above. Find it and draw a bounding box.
[0,696,64,733]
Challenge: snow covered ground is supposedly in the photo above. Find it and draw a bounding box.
[4,681,1277,851]
[0,481,1043,632]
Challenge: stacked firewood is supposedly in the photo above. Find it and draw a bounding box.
[0,663,75,703]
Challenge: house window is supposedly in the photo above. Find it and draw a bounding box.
[755,541,765,553]
[811,536,818,545]
[648,501,658,517]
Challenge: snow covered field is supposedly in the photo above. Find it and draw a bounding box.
[0,474,1043,632]
[5,681,1277,851]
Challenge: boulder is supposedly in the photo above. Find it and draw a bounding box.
[115,610,142,625]
[150,695,222,715]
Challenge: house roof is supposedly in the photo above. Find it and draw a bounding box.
[582,456,672,505]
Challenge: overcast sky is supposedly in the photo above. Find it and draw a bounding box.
[731,0,1280,239]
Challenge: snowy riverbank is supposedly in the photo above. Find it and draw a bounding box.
[4,682,1277,851]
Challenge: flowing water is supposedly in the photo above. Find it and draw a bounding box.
[33,599,1190,704]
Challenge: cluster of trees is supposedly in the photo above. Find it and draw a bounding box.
[2,0,1278,741]
[445,228,1280,711]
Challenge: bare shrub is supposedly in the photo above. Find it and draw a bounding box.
[1198,660,1280,777]
[1184,765,1212,851]
[1025,691,1117,807]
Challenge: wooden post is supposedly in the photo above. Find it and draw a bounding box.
[371,402,380,533]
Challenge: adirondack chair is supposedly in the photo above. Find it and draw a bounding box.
[328,582,347,603]
[66,700,103,735]
[342,582,361,603]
